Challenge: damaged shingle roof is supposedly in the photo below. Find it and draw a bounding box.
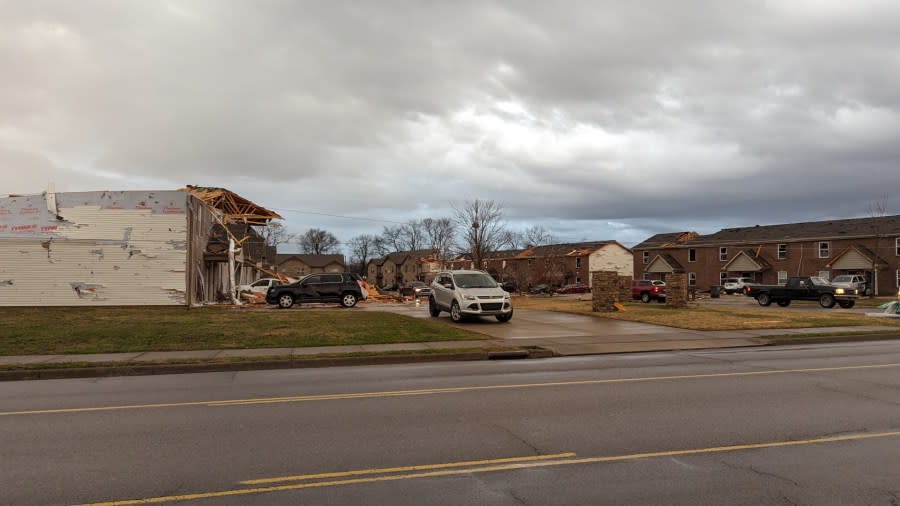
[696,216,900,243]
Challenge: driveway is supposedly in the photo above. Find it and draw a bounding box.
[361,301,768,355]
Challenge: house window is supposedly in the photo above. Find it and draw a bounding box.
[777,244,787,260]
[897,270,900,288]
[818,242,830,258]
[778,271,788,284]
[575,257,582,269]
[688,272,696,286]
[720,272,727,284]
[643,273,650,280]
[642,251,649,264]
[818,270,830,281]
[688,249,696,262]
[576,276,581,284]
[719,247,728,261]
[895,238,900,256]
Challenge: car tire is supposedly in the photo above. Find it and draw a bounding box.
[838,300,856,309]
[340,292,358,308]
[496,309,513,323]
[277,293,294,309]
[450,300,463,322]
[428,297,441,317]
[756,293,772,307]
[640,292,650,303]
[819,293,836,309]
[776,299,791,307]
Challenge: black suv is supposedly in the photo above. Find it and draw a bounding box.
[266,273,367,308]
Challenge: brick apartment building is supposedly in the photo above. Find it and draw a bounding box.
[632,216,900,296]
[450,241,633,291]
[367,249,441,288]
[275,254,345,279]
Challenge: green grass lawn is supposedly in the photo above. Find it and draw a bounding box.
[0,306,483,355]
[513,296,900,331]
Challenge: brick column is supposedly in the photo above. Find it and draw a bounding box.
[666,272,688,308]
[616,275,632,303]
[592,271,619,312]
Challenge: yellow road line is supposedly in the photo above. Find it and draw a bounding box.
[82,429,900,505]
[7,361,900,417]
[240,452,577,485]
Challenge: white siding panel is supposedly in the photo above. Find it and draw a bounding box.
[589,244,633,276]
[0,206,187,306]
[831,249,871,270]
[726,254,762,272]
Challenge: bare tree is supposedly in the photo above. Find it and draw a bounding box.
[346,234,376,276]
[400,220,426,251]
[296,228,341,255]
[521,225,553,248]
[453,199,509,269]
[380,225,406,252]
[371,236,390,257]
[423,217,457,265]
[261,223,295,250]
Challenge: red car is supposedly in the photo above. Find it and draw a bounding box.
[556,283,591,294]
[632,279,666,303]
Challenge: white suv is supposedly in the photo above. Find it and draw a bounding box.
[723,277,755,294]
[429,270,513,322]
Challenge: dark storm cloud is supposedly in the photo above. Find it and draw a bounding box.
[2,1,900,246]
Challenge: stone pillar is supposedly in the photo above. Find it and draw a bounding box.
[666,272,688,308]
[592,270,619,312]
[616,275,632,303]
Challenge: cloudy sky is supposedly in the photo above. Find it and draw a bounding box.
[3,1,900,249]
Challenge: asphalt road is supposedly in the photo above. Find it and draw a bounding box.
[3,342,900,505]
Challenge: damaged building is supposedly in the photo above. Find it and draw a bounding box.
[0,186,281,306]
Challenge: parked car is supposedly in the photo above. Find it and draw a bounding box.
[400,281,432,298]
[528,284,554,295]
[237,277,282,294]
[429,270,513,322]
[831,275,869,295]
[632,279,666,303]
[556,283,591,294]
[266,272,367,308]
[722,277,756,295]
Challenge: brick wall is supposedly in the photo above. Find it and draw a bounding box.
[666,272,688,308]
[591,271,619,312]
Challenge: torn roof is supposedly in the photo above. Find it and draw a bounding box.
[182,185,282,225]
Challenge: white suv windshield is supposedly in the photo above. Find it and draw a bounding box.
[453,273,498,289]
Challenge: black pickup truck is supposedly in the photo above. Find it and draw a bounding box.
[744,276,859,308]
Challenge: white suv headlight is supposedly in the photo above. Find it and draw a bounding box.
[463,295,477,301]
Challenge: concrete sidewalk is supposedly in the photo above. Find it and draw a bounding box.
[3,304,899,379]
[2,324,897,370]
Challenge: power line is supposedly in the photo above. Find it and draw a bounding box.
[270,207,407,225]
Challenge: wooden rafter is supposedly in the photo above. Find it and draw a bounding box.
[181,185,282,225]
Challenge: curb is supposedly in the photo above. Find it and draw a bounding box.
[763,332,900,346]
[0,347,556,382]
